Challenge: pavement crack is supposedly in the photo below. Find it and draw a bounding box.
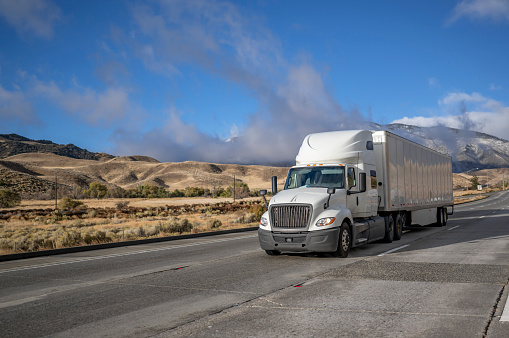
[483,277,508,338]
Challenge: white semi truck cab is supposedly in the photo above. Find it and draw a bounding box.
[258,130,453,257]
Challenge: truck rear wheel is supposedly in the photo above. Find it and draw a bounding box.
[332,222,351,258]
[384,215,394,243]
[436,208,446,227]
[442,208,448,226]
[394,214,403,241]
[265,250,281,256]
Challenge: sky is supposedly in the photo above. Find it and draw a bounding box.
[1,0,509,165]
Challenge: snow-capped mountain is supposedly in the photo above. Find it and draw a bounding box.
[382,124,509,173]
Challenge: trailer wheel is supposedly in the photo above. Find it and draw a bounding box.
[384,216,394,243]
[436,208,444,227]
[265,250,281,256]
[394,214,403,241]
[442,208,448,226]
[333,222,351,258]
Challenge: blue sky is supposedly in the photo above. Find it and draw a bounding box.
[1,0,508,164]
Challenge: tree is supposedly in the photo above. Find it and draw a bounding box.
[84,182,108,199]
[470,175,480,191]
[0,189,21,208]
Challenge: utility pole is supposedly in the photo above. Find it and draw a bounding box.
[55,173,58,210]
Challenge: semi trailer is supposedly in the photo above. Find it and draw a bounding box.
[258,130,453,257]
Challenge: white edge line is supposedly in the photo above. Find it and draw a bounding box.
[447,225,461,231]
[0,234,257,274]
[501,293,509,322]
[377,245,409,257]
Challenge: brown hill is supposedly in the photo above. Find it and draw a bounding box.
[0,152,289,197]
[0,133,114,161]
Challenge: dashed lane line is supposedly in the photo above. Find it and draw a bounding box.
[377,245,409,257]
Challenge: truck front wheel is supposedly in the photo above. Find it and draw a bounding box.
[333,222,351,258]
[394,213,403,241]
[265,250,281,256]
[384,215,394,243]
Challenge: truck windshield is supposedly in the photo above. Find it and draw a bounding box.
[284,166,345,190]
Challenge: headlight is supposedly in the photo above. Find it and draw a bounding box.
[316,217,336,226]
[260,216,269,227]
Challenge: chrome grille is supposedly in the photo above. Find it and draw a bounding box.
[269,204,312,229]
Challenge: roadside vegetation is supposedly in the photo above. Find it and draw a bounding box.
[0,200,265,255]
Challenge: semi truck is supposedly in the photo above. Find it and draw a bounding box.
[258,130,453,257]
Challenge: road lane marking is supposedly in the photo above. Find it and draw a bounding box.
[377,245,409,257]
[0,234,258,274]
[447,225,461,231]
[502,294,509,322]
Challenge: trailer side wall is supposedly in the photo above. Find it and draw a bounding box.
[372,131,453,212]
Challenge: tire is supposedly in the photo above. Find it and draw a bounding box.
[384,215,394,243]
[442,208,448,226]
[394,213,403,241]
[332,222,351,258]
[265,250,281,256]
[436,208,443,227]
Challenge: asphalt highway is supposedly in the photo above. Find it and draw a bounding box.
[1,191,508,337]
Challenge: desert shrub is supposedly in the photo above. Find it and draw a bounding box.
[84,182,108,199]
[0,189,21,208]
[57,197,85,210]
[163,218,193,234]
[250,204,265,222]
[210,219,222,228]
[115,201,130,209]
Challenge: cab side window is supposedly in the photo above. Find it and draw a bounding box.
[370,170,377,189]
[347,167,356,188]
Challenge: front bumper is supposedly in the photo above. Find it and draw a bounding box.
[258,227,340,253]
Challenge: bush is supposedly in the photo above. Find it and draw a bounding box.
[127,183,170,198]
[115,201,130,209]
[0,189,21,208]
[84,182,108,199]
[210,219,222,228]
[250,204,265,222]
[57,197,85,210]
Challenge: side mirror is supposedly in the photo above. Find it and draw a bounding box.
[324,187,336,209]
[359,173,367,193]
[259,189,268,209]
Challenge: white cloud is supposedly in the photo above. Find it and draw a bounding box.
[448,0,509,24]
[32,79,144,127]
[0,0,62,39]
[428,77,439,87]
[393,92,509,140]
[109,0,367,164]
[0,83,38,124]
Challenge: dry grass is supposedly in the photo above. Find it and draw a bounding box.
[0,199,265,255]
